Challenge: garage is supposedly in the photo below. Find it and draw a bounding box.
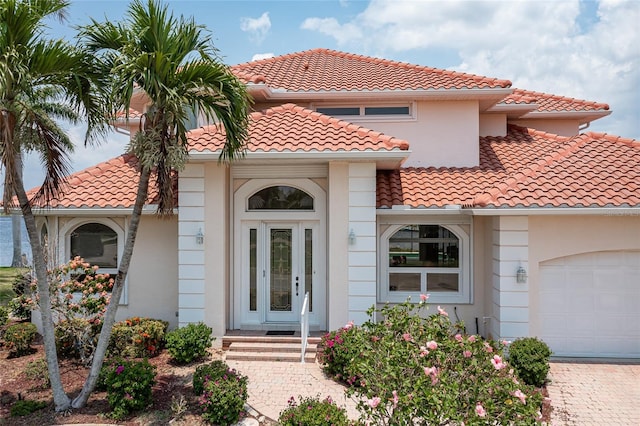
[538,251,640,358]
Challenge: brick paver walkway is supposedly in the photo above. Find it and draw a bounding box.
[547,361,640,425]
[226,360,359,421]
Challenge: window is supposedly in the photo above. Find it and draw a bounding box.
[248,186,314,211]
[315,104,413,119]
[380,224,471,304]
[70,223,118,268]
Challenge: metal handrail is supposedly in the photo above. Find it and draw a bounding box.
[300,292,310,363]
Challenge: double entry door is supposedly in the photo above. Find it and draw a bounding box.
[244,222,317,324]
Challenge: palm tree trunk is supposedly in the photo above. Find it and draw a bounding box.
[11,167,71,411]
[10,151,23,267]
[72,167,152,409]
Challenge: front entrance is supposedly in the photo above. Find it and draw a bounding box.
[233,179,326,330]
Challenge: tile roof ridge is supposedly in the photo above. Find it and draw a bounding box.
[318,48,512,88]
[511,88,610,110]
[583,131,639,147]
[474,127,584,207]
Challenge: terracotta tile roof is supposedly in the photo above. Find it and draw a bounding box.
[115,108,143,119]
[188,103,409,153]
[26,154,164,209]
[231,48,512,92]
[377,127,639,209]
[501,88,610,112]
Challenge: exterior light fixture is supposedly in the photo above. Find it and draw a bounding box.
[196,228,204,245]
[348,228,356,245]
[516,266,527,284]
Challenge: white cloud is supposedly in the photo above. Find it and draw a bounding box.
[240,12,271,44]
[301,0,640,139]
[251,52,275,61]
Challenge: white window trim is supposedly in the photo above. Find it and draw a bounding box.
[311,101,417,122]
[378,224,471,304]
[60,218,127,305]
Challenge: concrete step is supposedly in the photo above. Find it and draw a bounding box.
[222,335,322,350]
[228,341,318,353]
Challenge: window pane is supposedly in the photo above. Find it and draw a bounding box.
[389,225,459,268]
[427,273,459,292]
[248,186,313,210]
[365,106,409,115]
[249,228,257,311]
[270,229,292,311]
[316,107,360,116]
[389,273,421,292]
[305,229,313,312]
[70,223,117,268]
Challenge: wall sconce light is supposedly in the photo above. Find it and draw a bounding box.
[196,228,204,245]
[348,228,356,245]
[516,266,527,284]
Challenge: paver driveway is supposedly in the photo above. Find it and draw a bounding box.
[546,360,640,425]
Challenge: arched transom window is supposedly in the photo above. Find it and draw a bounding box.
[248,186,314,211]
[70,223,118,268]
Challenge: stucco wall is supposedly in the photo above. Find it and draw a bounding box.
[115,215,179,328]
[479,114,507,137]
[510,119,580,137]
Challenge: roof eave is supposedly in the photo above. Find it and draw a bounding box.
[247,83,513,107]
[486,103,539,118]
[467,206,640,216]
[518,110,612,122]
[189,149,410,169]
[21,206,163,216]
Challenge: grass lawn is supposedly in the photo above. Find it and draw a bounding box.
[0,267,24,306]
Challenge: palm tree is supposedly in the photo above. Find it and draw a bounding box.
[72,0,251,407]
[0,0,108,411]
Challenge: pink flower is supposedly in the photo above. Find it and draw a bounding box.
[419,346,429,357]
[454,334,463,342]
[437,305,448,316]
[463,350,472,358]
[467,335,476,343]
[420,293,429,302]
[392,390,398,408]
[402,333,413,342]
[368,397,381,408]
[491,355,506,370]
[426,340,438,350]
[116,365,125,375]
[344,321,354,330]
[484,342,493,353]
[326,339,334,348]
[501,340,511,346]
[475,403,486,417]
[512,389,527,404]
[424,366,439,384]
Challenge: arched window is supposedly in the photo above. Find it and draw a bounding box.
[248,186,313,210]
[70,223,118,268]
[380,224,470,304]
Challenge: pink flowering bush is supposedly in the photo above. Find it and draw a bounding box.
[278,395,352,426]
[21,257,114,364]
[318,320,368,384]
[328,299,543,425]
[100,357,156,420]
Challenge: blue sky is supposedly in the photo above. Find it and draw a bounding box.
[12,0,640,190]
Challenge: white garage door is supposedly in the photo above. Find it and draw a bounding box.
[538,251,640,358]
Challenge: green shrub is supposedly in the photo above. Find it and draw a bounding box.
[55,318,101,363]
[165,322,213,364]
[109,317,168,358]
[3,322,37,357]
[8,294,32,321]
[101,357,156,420]
[198,365,248,425]
[326,299,543,425]
[193,360,229,395]
[279,395,351,426]
[10,399,48,416]
[0,305,8,326]
[318,321,368,384]
[24,358,50,389]
[508,337,552,387]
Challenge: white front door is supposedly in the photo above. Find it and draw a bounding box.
[266,224,300,322]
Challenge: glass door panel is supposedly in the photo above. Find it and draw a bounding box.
[266,225,298,322]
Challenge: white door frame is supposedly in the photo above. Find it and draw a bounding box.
[232,178,326,330]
